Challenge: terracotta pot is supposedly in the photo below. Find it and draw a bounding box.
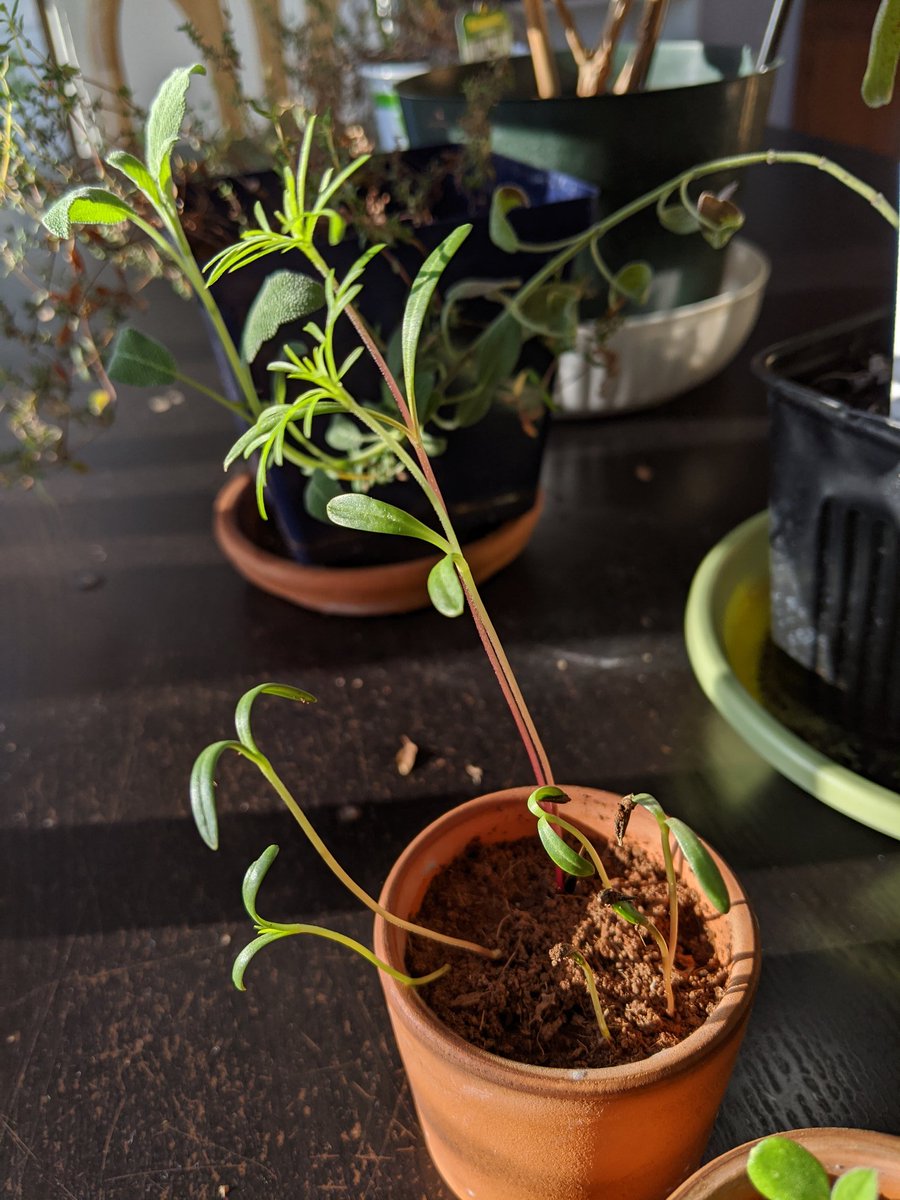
[373,786,760,1200]
[667,1128,900,1199]
[213,473,542,616]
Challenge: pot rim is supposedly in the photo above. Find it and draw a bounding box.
[375,785,760,1095]
[667,1127,900,1198]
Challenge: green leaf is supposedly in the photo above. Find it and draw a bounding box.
[232,930,286,991]
[747,1138,831,1200]
[242,844,280,925]
[326,494,450,551]
[667,817,730,914]
[427,555,465,617]
[107,327,177,387]
[489,184,529,253]
[527,786,568,815]
[234,682,316,754]
[697,191,745,250]
[832,1169,880,1200]
[402,224,472,426]
[106,150,158,202]
[324,415,364,451]
[305,473,344,523]
[146,63,206,192]
[610,898,647,927]
[863,0,900,107]
[189,739,245,850]
[537,819,595,878]
[43,187,135,238]
[609,261,653,308]
[656,200,701,235]
[241,271,326,363]
[631,792,667,826]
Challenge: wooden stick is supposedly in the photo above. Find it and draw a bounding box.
[522,0,561,97]
[613,0,670,94]
[579,0,634,96]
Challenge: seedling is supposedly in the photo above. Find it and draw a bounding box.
[528,786,729,1016]
[747,1137,879,1200]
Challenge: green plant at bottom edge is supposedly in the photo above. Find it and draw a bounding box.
[747,1137,879,1200]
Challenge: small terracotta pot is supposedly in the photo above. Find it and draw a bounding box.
[213,473,543,616]
[374,786,761,1200]
[667,1128,900,1199]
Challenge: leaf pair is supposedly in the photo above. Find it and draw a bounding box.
[747,1137,878,1200]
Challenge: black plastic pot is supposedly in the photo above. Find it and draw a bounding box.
[753,310,900,748]
[186,147,597,566]
[397,44,778,309]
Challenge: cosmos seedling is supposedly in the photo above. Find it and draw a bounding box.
[191,683,501,988]
[747,1137,879,1200]
[528,787,729,1018]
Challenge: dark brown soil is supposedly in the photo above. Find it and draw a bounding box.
[406,835,727,1069]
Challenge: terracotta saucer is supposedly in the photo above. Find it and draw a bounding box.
[213,472,543,617]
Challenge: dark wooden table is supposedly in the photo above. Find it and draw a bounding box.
[2,131,899,1198]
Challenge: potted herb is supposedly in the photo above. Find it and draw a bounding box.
[45,61,900,1200]
[667,1129,900,1199]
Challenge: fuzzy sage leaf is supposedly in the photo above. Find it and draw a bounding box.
[326,494,450,552]
[43,187,135,239]
[106,150,159,203]
[107,328,177,387]
[189,739,247,850]
[241,271,326,363]
[146,63,206,193]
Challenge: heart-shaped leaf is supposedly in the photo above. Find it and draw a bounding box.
[656,201,701,235]
[832,1168,880,1200]
[489,184,529,253]
[609,261,653,308]
[43,188,135,239]
[241,271,326,363]
[746,1138,831,1200]
[697,190,745,250]
[107,327,177,387]
[326,494,450,551]
[427,555,465,617]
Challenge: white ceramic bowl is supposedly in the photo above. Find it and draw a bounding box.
[554,239,770,417]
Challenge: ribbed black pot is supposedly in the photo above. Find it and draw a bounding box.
[186,147,597,567]
[753,310,900,748]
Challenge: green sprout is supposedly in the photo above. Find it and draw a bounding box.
[191,683,501,989]
[747,1137,879,1200]
[528,786,729,1018]
[553,944,611,1043]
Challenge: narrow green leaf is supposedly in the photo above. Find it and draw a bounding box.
[189,739,245,850]
[305,473,344,523]
[106,150,158,202]
[527,786,567,816]
[146,63,206,192]
[402,224,472,426]
[667,817,730,914]
[489,184,529,253]
[863,0,900,107]
[234,682,316,754]
[242,844,280,925]
[107,327,177,387]
[233,930,286,991]
[43,187,135,239]
[631,792,667,825]
[537,820,595,878]
[609,261,653,308]
[427,555,465,617]
[747,1138,831,1200]
[326,494,450,551]
[832,1169,880,1200]
[241,271,326,363]
[610,899,647,927]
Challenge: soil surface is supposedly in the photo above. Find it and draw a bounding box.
[406,834,727,1068]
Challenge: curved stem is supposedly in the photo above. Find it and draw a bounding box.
[642,919,674,1016]
[659,828,679,994]
[258,759,501,960]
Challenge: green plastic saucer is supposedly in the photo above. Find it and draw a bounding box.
[684,511,900,840]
